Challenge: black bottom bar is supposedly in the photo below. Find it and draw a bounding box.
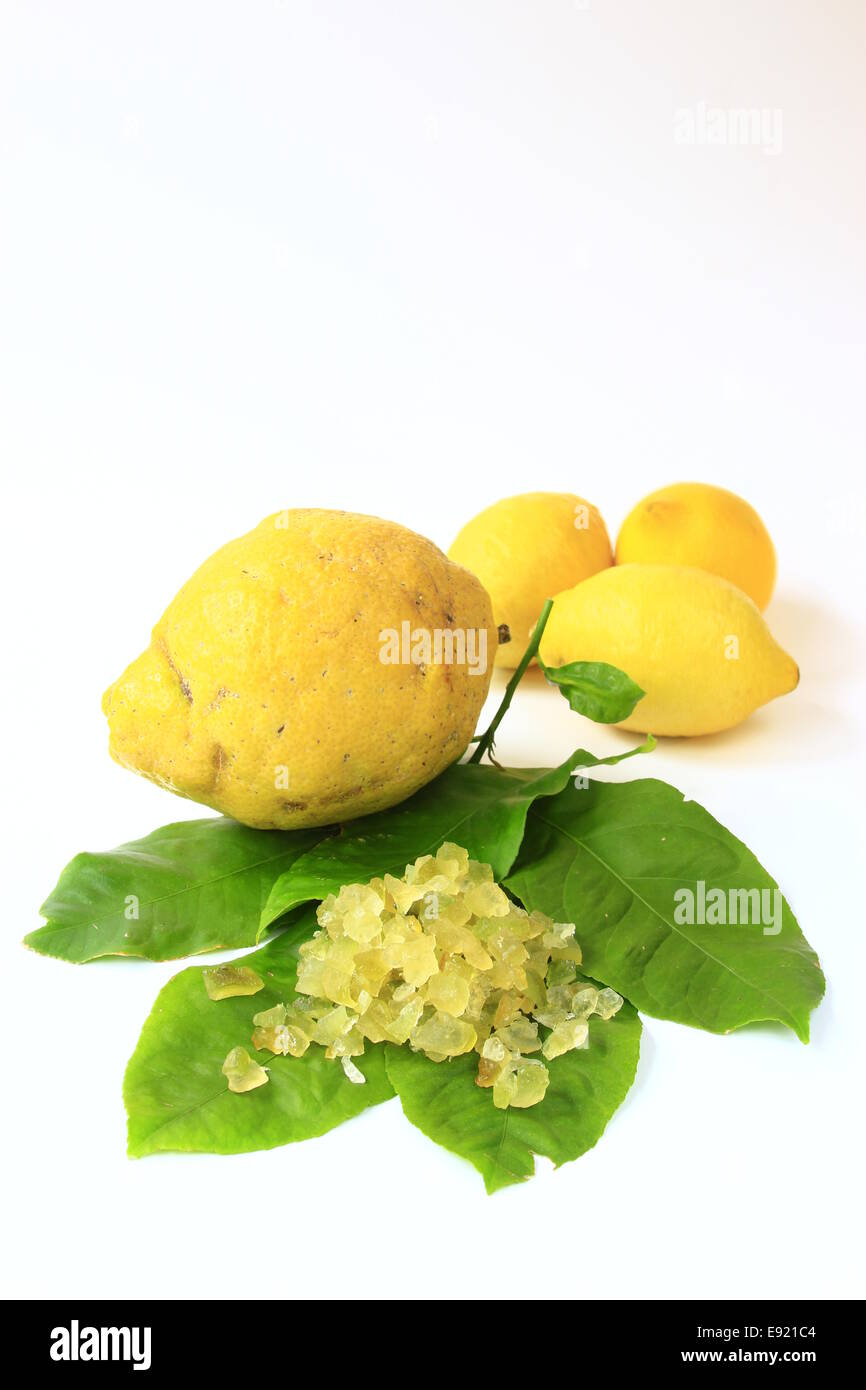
[1,1299,860,1373]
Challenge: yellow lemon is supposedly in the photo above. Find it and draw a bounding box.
[615,482,777,610]
[539,564,798,736]
[103,510,496,829]
[448,492,612,667]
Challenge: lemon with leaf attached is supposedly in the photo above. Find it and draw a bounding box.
[539,564,798,736]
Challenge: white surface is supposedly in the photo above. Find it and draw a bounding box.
[1,0,865,1301]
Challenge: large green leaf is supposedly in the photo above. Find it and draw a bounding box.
[27,818,329,964]
[125,908,394,1157]
[384,1001,642,1193]
[506,778,825,1041]
[258,747,652,937]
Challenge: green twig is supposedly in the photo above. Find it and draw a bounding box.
[468,599,554,765]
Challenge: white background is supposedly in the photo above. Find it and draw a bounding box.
[1,0,864,1301]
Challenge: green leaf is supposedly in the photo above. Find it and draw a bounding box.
[124,909,394,1157]
[27,818,329,963]
[384,1001,642,1193]
[258,754,594,937]
[259,748,653,935]
[540,658,645,724]
[506,778,825,1041]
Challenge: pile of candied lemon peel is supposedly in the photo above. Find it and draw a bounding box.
[216,842,623,1109]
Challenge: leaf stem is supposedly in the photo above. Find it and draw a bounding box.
[468,599,554,765]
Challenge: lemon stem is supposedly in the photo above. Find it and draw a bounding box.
[468,599,554,765]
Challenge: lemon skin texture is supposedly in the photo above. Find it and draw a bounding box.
[615,482,777,610]
[539,564,798,737]
[102,510,497,829]
[448,492,612,668]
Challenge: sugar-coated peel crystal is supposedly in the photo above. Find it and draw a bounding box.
[542,1015,590,1060]
[219,842,625,1109]
[203,964,265,1000]
[251,1001,312,1058]
[221,1045,269,1092]
[341,1056,366,1085]
[412,1010,477,1058]
[595,986,624,1020]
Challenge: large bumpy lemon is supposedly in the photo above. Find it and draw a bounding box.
[448,492,612,667]
[103,510,496,829]
[615,482,777,610]
[539,564,798,736]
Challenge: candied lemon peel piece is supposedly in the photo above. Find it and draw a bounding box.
[222,1045,269,1093]
[221,844,624,1108]
[203,964,265,1000]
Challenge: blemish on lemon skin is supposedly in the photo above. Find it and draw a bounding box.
[207,687,237,713]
